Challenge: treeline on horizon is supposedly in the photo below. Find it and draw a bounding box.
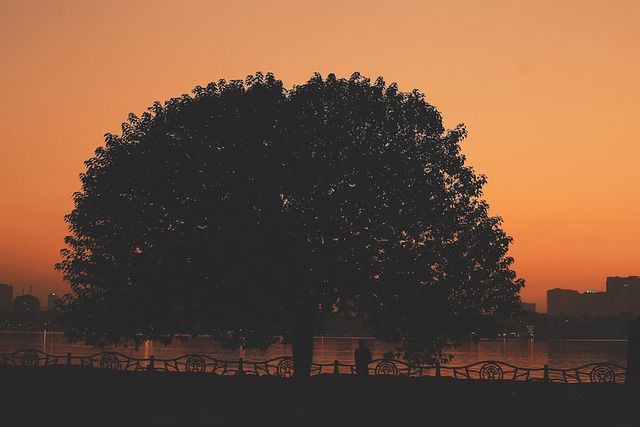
[0,309,635,341]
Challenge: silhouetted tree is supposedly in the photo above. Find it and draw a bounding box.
[56,71,524,377]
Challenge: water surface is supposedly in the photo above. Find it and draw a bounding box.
[0,331,628,369]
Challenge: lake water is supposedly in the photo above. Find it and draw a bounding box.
[0,331,628,371]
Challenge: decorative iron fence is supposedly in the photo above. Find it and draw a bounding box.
[0,349,627,384]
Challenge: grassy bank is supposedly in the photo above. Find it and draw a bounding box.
[0,365,634,427]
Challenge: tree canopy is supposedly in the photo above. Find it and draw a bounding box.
[56,71,524,376]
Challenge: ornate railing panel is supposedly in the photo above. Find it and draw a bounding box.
[1,349,62,368]
[158,354,230,374]
[78,351,147,371]
[444,360,543,381]
[0,349,628,384]
[546,362,626,384]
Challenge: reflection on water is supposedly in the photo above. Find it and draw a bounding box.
[0,331,628,368]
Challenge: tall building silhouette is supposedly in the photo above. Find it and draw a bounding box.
[583,290,608,317]
[606,276,640,316]
[47,293,60,311]
[13,286,41,313]
[0,283,13,312]
[547,288,583,317]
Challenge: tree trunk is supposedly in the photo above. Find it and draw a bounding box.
[291,312,315,378]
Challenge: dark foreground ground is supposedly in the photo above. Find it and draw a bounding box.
[0,366,637,427]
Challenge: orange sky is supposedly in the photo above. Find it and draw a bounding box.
[1,0,638,313]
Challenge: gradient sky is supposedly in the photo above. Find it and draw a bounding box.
[1,0,638,312]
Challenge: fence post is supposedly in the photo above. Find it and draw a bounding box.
[333,359,339,375]
[236,357,245,376]
[148,355,155,372]
[66,352,72,366]
[543,364,549,382]
[435,360,441,378]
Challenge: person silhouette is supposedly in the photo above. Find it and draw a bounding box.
[354,339,372,376]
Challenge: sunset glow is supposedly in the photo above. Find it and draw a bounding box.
[1,0,639,312]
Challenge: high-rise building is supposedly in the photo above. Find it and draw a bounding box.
[547,288,583,317]
[582,290,608,317]
[13,294,41,313]
[47,293,60,311]
[0,283,13,312]
[606,276,640,317]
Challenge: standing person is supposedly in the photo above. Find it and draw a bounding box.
[354,339,372,376]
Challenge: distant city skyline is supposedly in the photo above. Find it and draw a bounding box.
[548,276,640,318]
[5,277,640,315]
